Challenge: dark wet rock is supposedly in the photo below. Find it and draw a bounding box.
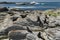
[37,32,45,40]
[36,16,44,28]
[44,15,49,24]
[0,7,8,12]
[0,30,7,36]
[11,17,19,21]
[44,18,48,24]
[27,27,33,33]
[8,11,15,16]
[20,14,28,18]
[36,16,41,22]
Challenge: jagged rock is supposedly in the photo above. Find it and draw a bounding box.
[45,27,60,40]
[0,14,13,32]
[48,16,56,27]
[0,10,60,40]
[2,14,13,29]
[27,13,38,21]
[55,16,60,26]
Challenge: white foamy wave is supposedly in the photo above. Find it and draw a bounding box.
[13,6,36,8]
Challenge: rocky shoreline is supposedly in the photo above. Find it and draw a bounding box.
[0,7,60,40]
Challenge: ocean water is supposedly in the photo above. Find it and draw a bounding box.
[0,2,60,10]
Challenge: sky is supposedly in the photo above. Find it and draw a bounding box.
[0,0,60,2]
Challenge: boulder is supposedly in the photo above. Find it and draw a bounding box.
[8,30,27,40]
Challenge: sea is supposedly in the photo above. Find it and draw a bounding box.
[0,2,60,10]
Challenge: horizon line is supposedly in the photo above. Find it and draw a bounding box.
[0,1,60,2]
